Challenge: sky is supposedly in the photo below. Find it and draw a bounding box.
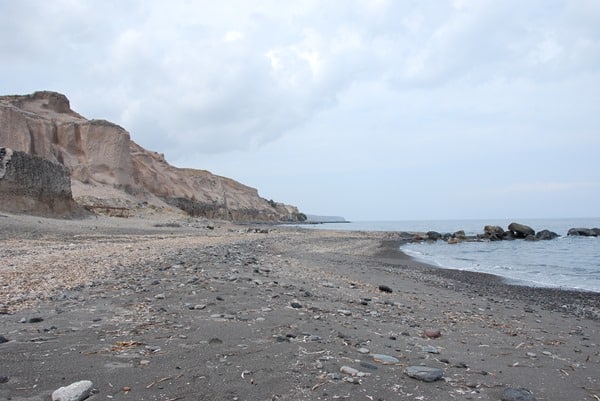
[1,0,599,221]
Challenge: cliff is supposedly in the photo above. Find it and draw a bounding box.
[0,148,80,216]
[0,91,303,221]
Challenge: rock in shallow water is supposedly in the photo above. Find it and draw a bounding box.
[501,387,537,401]
[404,366,444,382]
[52,380,93,401]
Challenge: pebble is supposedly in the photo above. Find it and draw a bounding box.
[340,366,360,376]
[423,328,441,338]
[357,347,370,354]
[371,354,400,364]
[501,387,537,401]
[421,345,441,354]
[290,302,303,309]
[0,335,8,344]
[404,366,444,382]
[155,293,165,299]
[0,375,9,383]
[337,309,352,316]
[52,380,94,401]
[378,285,393,293]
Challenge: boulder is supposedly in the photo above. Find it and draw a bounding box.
[501,387,537,401]
[567,228,599,237]
[484,225,505,237]
[535,229,559,241]
[453,230,466,240]
[508,222,535,238]
[426,231,442,241]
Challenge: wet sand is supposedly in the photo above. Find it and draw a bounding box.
[0,213,599,401]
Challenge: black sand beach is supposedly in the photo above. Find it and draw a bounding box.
[1,213,598,400]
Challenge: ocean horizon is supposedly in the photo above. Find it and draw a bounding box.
[293,217,600,293]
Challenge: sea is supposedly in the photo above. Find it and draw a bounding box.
[294,218,600,293]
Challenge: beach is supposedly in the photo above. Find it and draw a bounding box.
[1,213,599,401]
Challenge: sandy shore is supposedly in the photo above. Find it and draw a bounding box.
[0,213,599,401]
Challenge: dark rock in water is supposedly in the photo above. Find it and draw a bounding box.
[378,285,393,293]
[426,231,442,241]
[501,387,537,401]
[567,228,599,237]
[453,230,466,240]
[524,234,535,241]
[508,222,535,238]
[535,229,559,241]
[404,366,443,382]
[484,225,505,240]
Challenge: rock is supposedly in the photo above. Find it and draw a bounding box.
[567,228,599,237]
[52,380,93,401]
[28,317,44,323]
[508,222,535,238]
[404,366,444,382]
[421,345,440,354]
[357,347,370,354]
[501,387,537,401]
[378,285,393,293]
[290,301,303,308]
[0,335,8,344]
[534,229,559,241]
[371,354,400,364]
[340,366,360,376]
[452,230,467,240]
[484,225,505,240]
[423,328,441,338]
[426,231,442,241]
[0,375,8,383]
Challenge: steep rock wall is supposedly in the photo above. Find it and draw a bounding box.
[0,91,301,221]
[0,148,80,216]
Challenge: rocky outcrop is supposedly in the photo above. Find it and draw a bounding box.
[0,147,80,216]
[535,229,559,241]
[567,228,600,237]
[508,222,535,239]
[0,91,303,221]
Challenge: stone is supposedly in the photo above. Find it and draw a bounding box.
[0,335,8,344]
[52,380,93,401]
[378,285,393,293]
[534,229,559,241]
[426,231,442,241]
[423,328,441,338]
[290,301,303,308]
[371,354,400,364]
[421,345,440,354]
[340,366,360,376]
[357,347,370,354]
[508,222,535,238]
[484,225,505,239]
[404,366,444,382]
[501,387,537,401]
[0,375,9,383]
[567,227,599,237]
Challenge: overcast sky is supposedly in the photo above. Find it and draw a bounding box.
[1,0,599,220]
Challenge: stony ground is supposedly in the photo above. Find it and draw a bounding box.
[0,213,599,401]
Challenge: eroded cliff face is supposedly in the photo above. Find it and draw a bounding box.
[0,91,302,221]
[0,148,80,216]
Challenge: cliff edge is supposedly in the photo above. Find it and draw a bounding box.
[0,91,303,221]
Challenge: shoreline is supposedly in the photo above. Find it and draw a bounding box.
[374,237,600,321]
[1,214,599,400]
